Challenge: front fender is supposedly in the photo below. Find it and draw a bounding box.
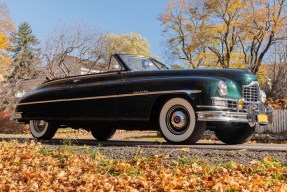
[199,78,242,106]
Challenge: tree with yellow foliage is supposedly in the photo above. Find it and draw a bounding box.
[159,0,247,69]
[0,4,14,77]
[159,0,209,68]
[204,0,246,69]
[89,33,153,70]
[239,0,286,73]
[102,33,152,57]
[160,0,287,77]
[0,30,10,72]
[0,4,16,111]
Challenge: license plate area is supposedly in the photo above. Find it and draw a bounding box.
[257,114,268,124]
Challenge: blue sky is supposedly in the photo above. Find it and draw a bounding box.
[3,0,171,60]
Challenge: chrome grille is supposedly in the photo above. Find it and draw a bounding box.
[242,82,259,102]
[228,101,250,112]
[227,100,237,109]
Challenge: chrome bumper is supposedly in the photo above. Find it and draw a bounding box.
[197,111,251,123]
[197,105,273,125]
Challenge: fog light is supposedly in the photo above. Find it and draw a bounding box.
[213,100,227,107]
[237,99,244,109]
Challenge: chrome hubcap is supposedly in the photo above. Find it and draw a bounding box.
[171,111,187,129]
[166,105,190,135]
[33,120,47,133]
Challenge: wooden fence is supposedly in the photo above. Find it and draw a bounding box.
[256,110,287,134]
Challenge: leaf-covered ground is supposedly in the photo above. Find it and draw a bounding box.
[0,141,286,191]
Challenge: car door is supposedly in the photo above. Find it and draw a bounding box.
[64,56,124,122]
[115,55,158,123]
[117,71,155,122]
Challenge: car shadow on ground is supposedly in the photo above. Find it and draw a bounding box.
[0,137,225,146]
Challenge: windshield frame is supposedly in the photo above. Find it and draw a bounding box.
[117,54,162,72]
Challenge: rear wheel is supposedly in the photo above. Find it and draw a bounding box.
[91,129,116,141]
[29,120,58,140]
[214,123,256,144]
[158,97,206,144]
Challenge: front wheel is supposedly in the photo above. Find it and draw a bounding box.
[29,120,58,140]
[91,129,116,141]
[158,97,206,144]
[214,123,256,144]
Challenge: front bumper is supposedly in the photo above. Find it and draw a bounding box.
[197,104,273,125]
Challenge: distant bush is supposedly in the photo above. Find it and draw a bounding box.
[266,98,287,110]
[0,111,29,134]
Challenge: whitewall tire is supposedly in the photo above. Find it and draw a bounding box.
[29,120,58,140]
[159,98,206,144]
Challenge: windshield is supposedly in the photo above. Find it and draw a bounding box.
[119,54,160,71]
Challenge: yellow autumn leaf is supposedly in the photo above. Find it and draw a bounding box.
[180,148,190,152]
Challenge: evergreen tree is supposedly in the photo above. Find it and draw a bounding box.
[11,22,39,79]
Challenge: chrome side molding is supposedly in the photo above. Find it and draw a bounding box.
[17,89,201,106]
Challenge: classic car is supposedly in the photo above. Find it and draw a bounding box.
[13,54,272,144]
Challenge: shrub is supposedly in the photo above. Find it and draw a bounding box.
[0,111,29,134]
[266,98,287,110]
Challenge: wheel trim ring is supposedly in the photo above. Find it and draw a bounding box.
[33,120,47,133]
[166,105,190,135]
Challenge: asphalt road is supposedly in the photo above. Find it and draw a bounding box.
[1,136,287,151]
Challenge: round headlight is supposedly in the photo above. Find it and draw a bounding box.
[259,90,266,103]
[217,80,227,96]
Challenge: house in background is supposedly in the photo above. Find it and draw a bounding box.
[45,55,106,79]
[15,69,46,99]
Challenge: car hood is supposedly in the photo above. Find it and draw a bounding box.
[145,68,257,85]
[184,68,257,85]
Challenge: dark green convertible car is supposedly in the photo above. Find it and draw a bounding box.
[14,54,272,144]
